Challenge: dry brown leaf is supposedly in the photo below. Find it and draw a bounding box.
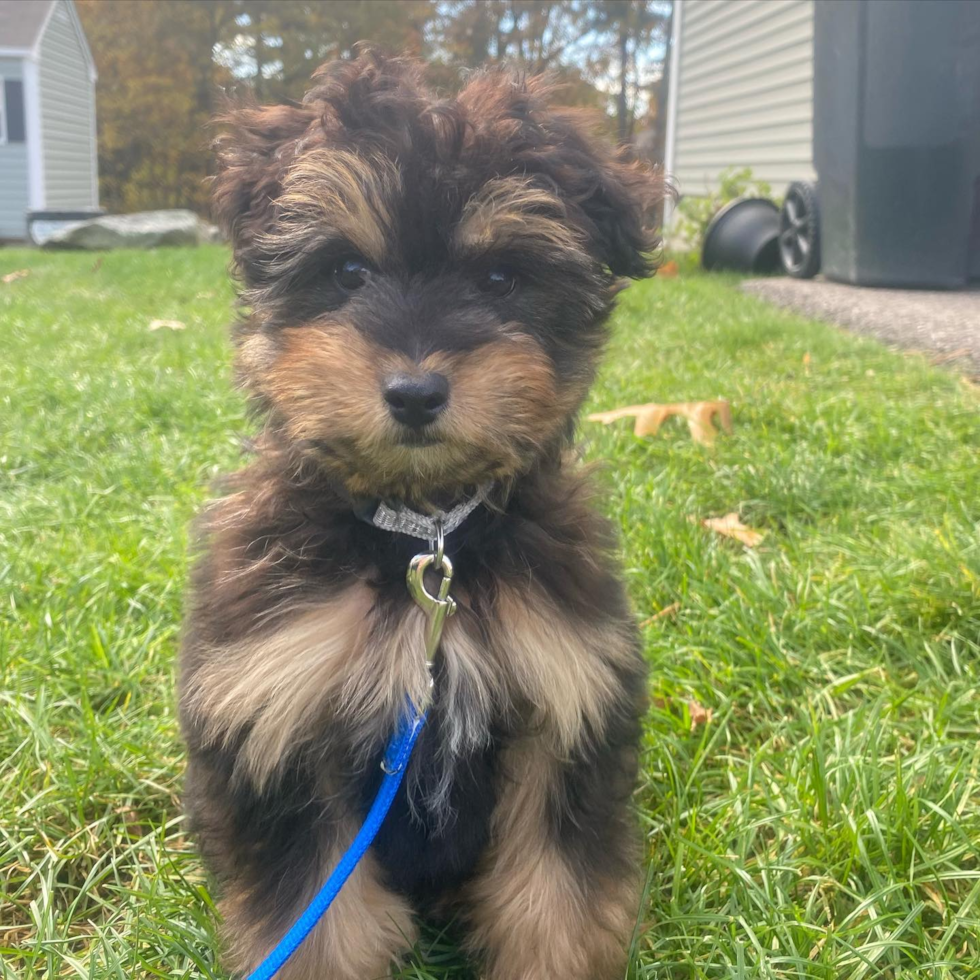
[2,269,29,284]
[658,260,679,278]
[687,698,713,730]
[588,400,732,445]
[639,601,681,628]
[650,695,711,730]
[698,512,766,548]
[149,318,186,331]
[115,806,148,837]
[0,926,33,945]
[931,347,971,365]
[922,883,945,915]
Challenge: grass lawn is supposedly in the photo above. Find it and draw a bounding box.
[2,246,979,980]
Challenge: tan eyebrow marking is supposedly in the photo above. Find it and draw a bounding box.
[271,148,401,266]
[454,176,587,258]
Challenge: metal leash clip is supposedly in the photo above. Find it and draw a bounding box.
[405,519,456,694]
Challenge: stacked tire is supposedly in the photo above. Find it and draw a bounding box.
[778,181,820,279]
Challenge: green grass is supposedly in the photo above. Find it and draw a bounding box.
[2,246,979,979]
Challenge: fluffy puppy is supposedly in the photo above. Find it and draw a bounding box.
[179,50,663,980]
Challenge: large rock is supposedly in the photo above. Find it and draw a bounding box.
[39,210,213,250]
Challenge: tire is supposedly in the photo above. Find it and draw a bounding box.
[779,180,821,278]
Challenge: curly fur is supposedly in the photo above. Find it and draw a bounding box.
[180,49,662,980]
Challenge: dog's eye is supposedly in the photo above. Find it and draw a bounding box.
[333,257,371,291]
[481,266,518,298]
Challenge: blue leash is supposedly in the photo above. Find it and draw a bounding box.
[243,520,456,979]
[245,699,426,980]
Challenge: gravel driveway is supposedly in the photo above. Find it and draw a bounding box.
[742,277,980,376]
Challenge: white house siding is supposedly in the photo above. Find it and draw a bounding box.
[0,56,30,239]
[672,0,816,198]
[37,0,97,209]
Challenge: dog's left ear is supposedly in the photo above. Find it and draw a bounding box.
[580,150,666,279]
[549,110,667,279]
[459,73,666,280]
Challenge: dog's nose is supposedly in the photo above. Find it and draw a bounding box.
[383,372,449,429]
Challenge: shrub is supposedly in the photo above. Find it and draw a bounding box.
[673,167,774,256]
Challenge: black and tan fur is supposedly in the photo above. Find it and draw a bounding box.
[179,51,663,980]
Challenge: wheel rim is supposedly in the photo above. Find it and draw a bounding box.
[779,189,813,274]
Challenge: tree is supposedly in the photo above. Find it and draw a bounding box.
[76,0,236,212]
[437,1,587,72]
[432,0,607,112]
[76,0,673,214]
[585,0,672,141]
[216,1,434,102]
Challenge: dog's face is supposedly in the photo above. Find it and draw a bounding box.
[214,54,662,501]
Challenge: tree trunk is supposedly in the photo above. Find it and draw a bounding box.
[653,2,675,165]
[617,13,630,141]
[253,9,264,99]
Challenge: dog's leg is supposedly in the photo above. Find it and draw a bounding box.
[461,738,642,980]
[185,753,416,980]
[222,844,416,980]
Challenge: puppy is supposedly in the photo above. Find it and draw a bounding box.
[179,50,662,980]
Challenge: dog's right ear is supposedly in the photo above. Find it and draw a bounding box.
[211,104,316,255]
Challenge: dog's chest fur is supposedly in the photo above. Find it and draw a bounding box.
[179,466,643,903]
[363,700,501,899]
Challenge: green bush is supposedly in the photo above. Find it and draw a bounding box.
[673,167,774,256]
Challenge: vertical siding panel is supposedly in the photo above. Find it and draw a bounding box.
[38,0,97,209]
[0,57,30,239]
[673,0,815,196]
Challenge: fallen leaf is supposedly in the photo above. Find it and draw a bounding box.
[922,883,945,916]
[649,695,711,731]
[115,806,148,838]
[687,698,712,730]
[931,347,971,365]
[588,400,732,445]
[808,936,828,960]
[658,260,679,278]
[2,269,29,284]
[0,926,33,946]
[149,318,186,331]
[639,602,680,628]
[698,512,766,548]
[803,351,811,375]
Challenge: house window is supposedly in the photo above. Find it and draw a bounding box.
[0,79,27,145]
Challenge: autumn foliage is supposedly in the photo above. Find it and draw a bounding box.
[75,0,671,216]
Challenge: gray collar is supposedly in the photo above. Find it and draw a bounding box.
[368,485,490,542]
